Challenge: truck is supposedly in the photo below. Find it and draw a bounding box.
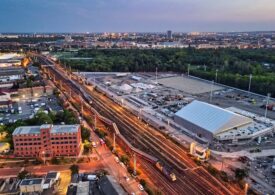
[18,107,22,114]
[155,161,176,181]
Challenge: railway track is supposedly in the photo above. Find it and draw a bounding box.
[42,62,235,195]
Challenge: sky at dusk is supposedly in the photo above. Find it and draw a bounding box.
[1,0,275,32]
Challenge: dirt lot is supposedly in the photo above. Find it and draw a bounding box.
[158,76,223,94]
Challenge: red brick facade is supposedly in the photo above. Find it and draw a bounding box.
[13,125,82,158]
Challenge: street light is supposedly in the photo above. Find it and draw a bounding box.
[244,183,249,195]
[42,151,46,165]
[215,69,218,83]
[210,80,214,102]
[248,74,252,92]
[264,93,271,119]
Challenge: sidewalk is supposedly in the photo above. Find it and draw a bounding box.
[212,149,275,160]
[82,120,145,195]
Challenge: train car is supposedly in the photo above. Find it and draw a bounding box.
[155,161,177,182]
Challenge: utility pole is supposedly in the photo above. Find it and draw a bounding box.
[113,133,116,152]
[265,93,271,119]
[244,183,249,195]
[210,80,214,102]
[133,153,137,176]
[138,109,141,120]
[155,67,158,84]
[248,74,252,92]
[215,69,218,83]
[94,114,97,129]
[60,81,62,91]
[187,64,190,76]
[81,98,84,117]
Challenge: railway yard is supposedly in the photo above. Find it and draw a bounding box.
[37,54,241,195]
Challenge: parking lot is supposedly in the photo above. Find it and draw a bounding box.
[0,95,63,125]
[249,156,275,194]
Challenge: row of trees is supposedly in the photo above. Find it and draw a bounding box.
[60,48,275,96]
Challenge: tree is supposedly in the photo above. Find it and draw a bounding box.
[140,179,147,187]
[18,170,29,179]
[70,164,79,175]
[120,155,130,166]
[35,112,53,125]
[234,168,248,181]
[81,126,90,141]
[51,157,61,165]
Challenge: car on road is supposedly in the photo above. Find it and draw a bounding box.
[124,176,130,182]
[114,156,119,163]
[92,142,97,148]
[120,162,126,169]
[138,184,144,191]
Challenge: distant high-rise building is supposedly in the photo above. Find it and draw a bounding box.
[167,30,172,39]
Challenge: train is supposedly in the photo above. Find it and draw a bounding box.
[156,161,177,182]
[47,66,177,182]
[117,134,177,182]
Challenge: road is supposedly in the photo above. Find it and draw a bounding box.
[33,53,241,195]
[0,162,104,178]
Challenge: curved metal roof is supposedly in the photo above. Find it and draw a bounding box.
[175,100,252,134]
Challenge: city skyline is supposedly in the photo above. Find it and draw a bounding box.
[1,0,275,32]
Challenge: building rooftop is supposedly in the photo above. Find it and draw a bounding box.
[13,126,41,135]
[45,171,59,180]
[175,100,252,134]
[99,175,126,195]
[13,124,80,136]
[0,67,24,77]
[20,178,44,186]
[51,125,80,134]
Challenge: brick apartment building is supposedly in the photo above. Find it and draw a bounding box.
[12,124,82,158]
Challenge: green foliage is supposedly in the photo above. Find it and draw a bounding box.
[54,110,79,124]
[81,126,90,141]
[120,155,130,166]
[70,164,79,175]
[33,111,53,125]
[60,48,275,96]
[127,166,133,174]
[18,170,29,180]
[234,168,248,181]
[94,128,107,138]
[83,140,91,154]
[220,171,229,182]
[139,179,147,187]
[145,187,153,195]
[207,164,218,176]
[51,157,61,165]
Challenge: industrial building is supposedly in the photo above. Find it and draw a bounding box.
[174,100,253,142]
[20,178,44,193]
[19,172,60,194]
[67,175,126,195]
[13,124,82,158]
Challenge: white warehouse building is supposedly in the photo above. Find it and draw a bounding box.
[174,100,253,142]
